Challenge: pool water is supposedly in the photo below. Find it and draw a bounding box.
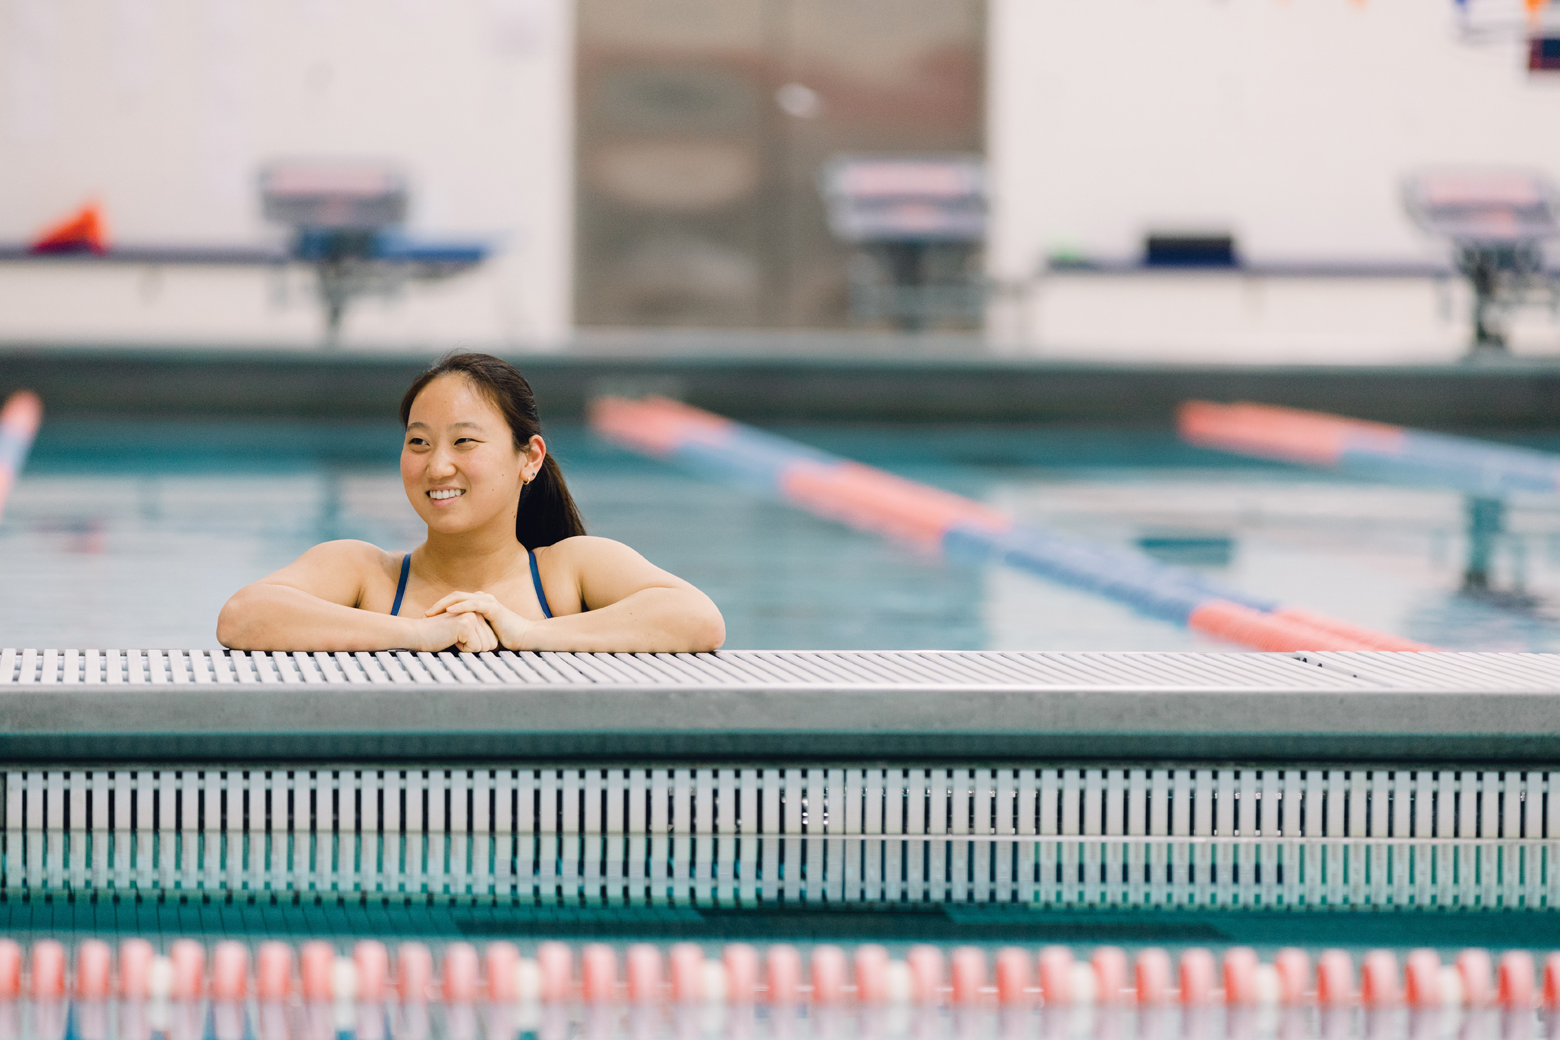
[4,420,1560,652]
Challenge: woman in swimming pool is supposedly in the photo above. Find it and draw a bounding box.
[217,352,725,654]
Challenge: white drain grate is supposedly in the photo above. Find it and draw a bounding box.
[7,647,1551,689]
[2,764,1555,909]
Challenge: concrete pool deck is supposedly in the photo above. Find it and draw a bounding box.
[4,343,1560,427]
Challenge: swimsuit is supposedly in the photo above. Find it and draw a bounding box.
[390,550,554,619]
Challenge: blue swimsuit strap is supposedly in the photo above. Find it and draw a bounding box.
[392,549,551,620]
[390,553,411,617]
[529,549,553,619]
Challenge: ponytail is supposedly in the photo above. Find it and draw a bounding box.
[401,352,586,548]
[517,452,585,548]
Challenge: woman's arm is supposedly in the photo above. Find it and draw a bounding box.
[427,537,725,653]
[217,540,499,652]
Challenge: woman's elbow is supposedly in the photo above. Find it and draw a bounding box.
[216,586,261,649]
[685,603,725,653]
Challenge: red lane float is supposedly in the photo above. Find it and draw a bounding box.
[1543,953,1560,1009]
[1179,949,1216,1005]
[1458,948,1493,1007]
[1039,946,1075,1005]
[581,944,617,1004]
[1500,951,1535,1010]
[1223,947,1260,1005]
[28,941,65,1001]
[1271,607,1434,651]
[356,941,391,1003]
[1180,401,1404,467]
[168,940,204,1001]
[1273,949,1310,1005]
[626,944,662,1003]
[441,943,479,1004]
[1134,949,1173,1005]
[118,940,154,1001]
[670,943,706,1003]
[782,460,1009,550]
[211,942,249,1002]
[810,946,847,1005]
[907,946,943,1005]
[1317,950,1356,1007]
[74,941,112,1001]
[395,943,433,1004]
[1093,948,1128,1005]
[1188,600,1435,652]
[0,941,20,999]
[1361,950,1401,1007]
[765,946,801,1005]
[723,945,759,1004]
[995,948,1030,1006]
[856,945,891,1004]
[1404,949,1441,1007]
[536,942,572,1003]
[949,947,985,1005]
[256,942,293,1002]
[299,941,333,1002]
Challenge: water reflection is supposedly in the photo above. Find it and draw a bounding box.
[5,830,1553,913]
[7,422,1560,651]
[0,1000,1548,1040]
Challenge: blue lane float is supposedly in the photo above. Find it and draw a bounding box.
[590,396,1430,652]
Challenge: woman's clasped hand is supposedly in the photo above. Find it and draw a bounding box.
[421,590,527,653]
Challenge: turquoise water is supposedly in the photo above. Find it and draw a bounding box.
[4,420,1560,651]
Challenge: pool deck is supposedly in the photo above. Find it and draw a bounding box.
[3,648,1560,764]
[4,343,1560,426]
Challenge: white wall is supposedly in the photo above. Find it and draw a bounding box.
[0,0,573,348]
[5,0,1559,356]
[989,0,1560,271]
[986,0,1560,360]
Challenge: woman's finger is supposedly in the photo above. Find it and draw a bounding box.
[444,599,498,619]
[456,614,497,653]
[424,591,463,617]
[429,590,495,614]
[429,592,496,617]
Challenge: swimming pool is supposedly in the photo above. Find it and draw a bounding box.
[4,419,1560,652]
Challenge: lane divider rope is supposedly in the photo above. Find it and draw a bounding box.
[0,938,1554,1010]
[1179,399,1560,499]
[589,396,1433,652]
[0,390,42,525]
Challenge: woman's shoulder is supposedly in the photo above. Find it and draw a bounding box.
[246,539,401,608]
[536,535,638,564]
[293,539,402,577]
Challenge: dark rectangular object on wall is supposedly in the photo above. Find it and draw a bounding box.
[1529,37,1560,72]
[1144,234,1237,268]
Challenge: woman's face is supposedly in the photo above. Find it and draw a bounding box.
[401,374,544,538]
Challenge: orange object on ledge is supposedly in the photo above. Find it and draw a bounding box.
[30,201,109,255]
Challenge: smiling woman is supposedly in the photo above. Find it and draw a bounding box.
[216,353,725,653]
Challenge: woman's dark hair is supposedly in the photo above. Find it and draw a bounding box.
[400,352,586,548]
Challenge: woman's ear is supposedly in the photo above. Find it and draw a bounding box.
[524,434,547,480]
